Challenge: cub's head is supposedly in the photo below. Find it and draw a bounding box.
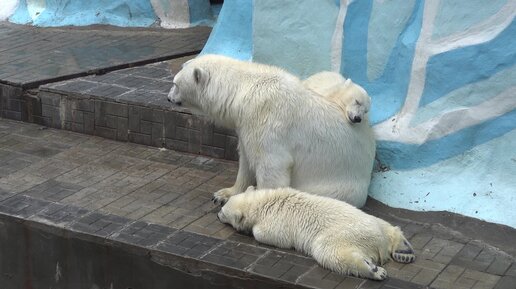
[217,189,256,235]
[340,79,371,124]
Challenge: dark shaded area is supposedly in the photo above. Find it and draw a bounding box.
[0,214,305,289]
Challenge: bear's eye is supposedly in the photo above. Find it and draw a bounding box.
[355,100,362,105]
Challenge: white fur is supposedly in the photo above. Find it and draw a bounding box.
[218,187,415,280]
[303,71,372,124]
[168,55,376,207]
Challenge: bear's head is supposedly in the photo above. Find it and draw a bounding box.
[167,57,207,110]
[167,54,241,128]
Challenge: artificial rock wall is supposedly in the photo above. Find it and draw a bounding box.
[0,0,218,28]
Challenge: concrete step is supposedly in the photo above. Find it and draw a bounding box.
[0,23,237,161]
[33,57,239,161]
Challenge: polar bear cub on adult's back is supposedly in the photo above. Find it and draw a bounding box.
[167,54,376,208]
[218,186,416,280]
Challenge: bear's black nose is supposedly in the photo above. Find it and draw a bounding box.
[175,101,182,106]
[353,116,362,123]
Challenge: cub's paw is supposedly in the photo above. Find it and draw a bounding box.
[371,266,387,281]
[364,259,388,281]
[392,239,416,263]
[212,187,237,205]
[392,251,416,263]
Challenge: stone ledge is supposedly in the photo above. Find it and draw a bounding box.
[0,196,375,289]
[16,60,239,161]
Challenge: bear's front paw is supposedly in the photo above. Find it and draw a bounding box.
[370,266,387,281]
[212,187,237,205]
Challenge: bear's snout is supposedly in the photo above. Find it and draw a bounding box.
[348,112,362,124]
[167,84,182,106]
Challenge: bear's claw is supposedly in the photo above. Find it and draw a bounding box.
[372,266,388,281]
[392,239,416,263]
[212,187,237,206]
[392,251,416,263]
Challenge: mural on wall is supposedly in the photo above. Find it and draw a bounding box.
[339,0,516,229]
[0,0,218,28]
[204,0,516,228]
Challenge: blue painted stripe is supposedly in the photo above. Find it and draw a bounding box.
[420,19,516,106]
[9,0,31,24]
[341,0,424,125]
[200,0,253,60]
[378,109,516,170]
[188,0,214,26]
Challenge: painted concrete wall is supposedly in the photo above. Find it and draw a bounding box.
[202,0,516,228]
[1,0,217,28]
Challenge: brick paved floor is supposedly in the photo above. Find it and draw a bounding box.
[0,118,515,289]
[0,23,210,88]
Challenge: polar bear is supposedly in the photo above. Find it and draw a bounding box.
[303,71,371,124]
[167,54,376,207]
[218,186,415,280]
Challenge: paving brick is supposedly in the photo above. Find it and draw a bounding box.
[71,212,130,237]
[112,220,176,247]
[504,263,516,277]
[494,276,516,289]
[23,179,84,202]
[486,257,513,275]
[0,194,50,218]
[31,203,90,225]
[250,251,316,283]
[334,277,364,289]
[451,243,494,272]
[202,240,268,270]
[184,212,235,239]
[382,278,425,289]
[431,265,500,289]
[298,266,348,289]
[156,230,220,258]
[410,233,433,250]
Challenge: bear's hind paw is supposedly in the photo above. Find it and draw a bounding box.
[392,251,416,263]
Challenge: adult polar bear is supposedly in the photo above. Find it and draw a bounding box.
[167,54,375,207]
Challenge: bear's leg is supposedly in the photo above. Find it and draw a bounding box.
[212,144,255,205]
[392,237,416,264]
[315,247,387,281]
[255,154,292,189]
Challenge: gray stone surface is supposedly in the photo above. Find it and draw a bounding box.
[0,22,209,125]
[0,118,514,289]
[0,23,210,87]
[34,56,238,160]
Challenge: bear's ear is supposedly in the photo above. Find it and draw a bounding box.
[236,213,245,225]
[193,67,205,84]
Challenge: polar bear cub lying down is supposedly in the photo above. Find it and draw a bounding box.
[303,71,371,124]
[218,187,415,280]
